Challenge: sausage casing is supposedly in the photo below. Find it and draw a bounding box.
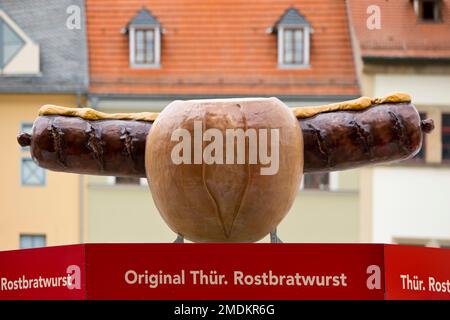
[18,102,431,176]
[29,116,151,177]
[301,102,423,173]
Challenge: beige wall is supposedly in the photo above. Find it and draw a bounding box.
[337,169,359,191]
[87,182,174,243]
[87,175,360,243]
[0,94,81,250]
[279,190,359,243]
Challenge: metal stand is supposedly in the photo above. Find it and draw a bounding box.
[173,232,282,243]
[270,228,283,243]
[174,234,184,243]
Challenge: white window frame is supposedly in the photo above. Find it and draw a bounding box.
[329,172,339,191]
[277,25,310,69]
[129,25,161,68]
[107,176,148,186]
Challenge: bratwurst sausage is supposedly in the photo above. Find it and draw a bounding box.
[20,113,153,177]
[300,102,432,173]
[17,95,434,176]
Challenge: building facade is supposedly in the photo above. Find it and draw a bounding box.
[2,1,446,248]
[347,0,450,246]
[84,0,362,243]
[0,0,89,250]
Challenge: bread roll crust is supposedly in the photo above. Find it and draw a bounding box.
[145,97,303,242]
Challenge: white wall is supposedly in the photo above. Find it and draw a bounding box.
[372,166,450,243]
[374,74,450,106]
[4,43,40,74]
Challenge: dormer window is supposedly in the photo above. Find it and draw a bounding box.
[0,17,25,69]
[126,8,161,68]
[0,10,39,74]
[274,8,311,68]
[413,0,442,23]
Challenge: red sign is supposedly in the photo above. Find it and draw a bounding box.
[0,245,85,300]
[384,244,450,300]
[0,243,449,300]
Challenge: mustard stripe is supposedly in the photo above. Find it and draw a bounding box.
[39,105,159,122]
[38,92,411,122]
[292,92,411,119]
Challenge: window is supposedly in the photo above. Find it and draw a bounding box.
[20,234,46,249]
[134,29,155,64]
[0,16,25,69]
[20,122,45,186]
[414,0,441,22]
[130,26,160,67]
[422,1,436,20]
[274,8,311,68]
[109,176,147,186]
[394,237,450,248]
[0,10,39,74]
[442,114,450,162]
[127,8,161,68]
[21,157,46,186]
[282,28,306,65]
[303,173,330,190]
[115,176,141,185]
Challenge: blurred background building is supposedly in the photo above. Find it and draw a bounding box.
[0,0,88,249]
[0,0,449,249]
[348,0,450,247]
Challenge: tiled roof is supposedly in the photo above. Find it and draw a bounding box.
[347,0,450,59]
[0,0,89,93]
[87,0,359,98]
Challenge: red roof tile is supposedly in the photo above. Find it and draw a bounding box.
[86,0,359,97]
[347,0,450,59]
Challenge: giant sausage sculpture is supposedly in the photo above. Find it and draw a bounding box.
[17,93,434,242]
